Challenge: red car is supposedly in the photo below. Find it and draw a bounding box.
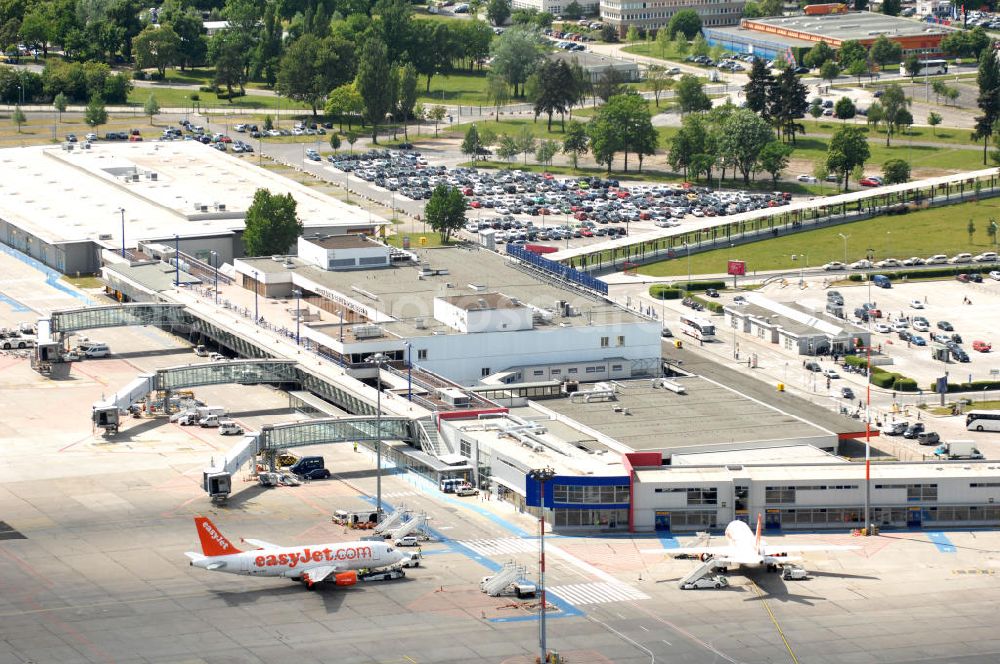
[580,228,594,237]
[859,177,881,187]
[973,340,992,352]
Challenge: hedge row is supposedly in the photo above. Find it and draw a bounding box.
[678,280,726,292]
[931,380,1000,392]
[844,355,868,368]
[691,296,724,313]
[870,366,918,391]
[650,285,682,300]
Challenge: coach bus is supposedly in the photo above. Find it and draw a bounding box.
[966,410,1000,432]
[679,315,716,342]
[899,59,948,76]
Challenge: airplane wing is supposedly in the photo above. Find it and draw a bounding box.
[763,544,860,555]
[640,545,737,557]
[300,565,339,586]
[241,538,281,549]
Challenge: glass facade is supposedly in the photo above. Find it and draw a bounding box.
[553,484,629,504]
[554,508,629,528]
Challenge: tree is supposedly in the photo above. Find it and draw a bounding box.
[813,159,830,192]
[928,111,942,136]
[428,105,447,137]
[277,34,354,116]
[878,82,909,146]
[882,158,910,184]
[263,115,273,131]
[497,134,519,162]
[625,26,641,43]
[720,109,774,184]
[591,91,657,172]
[646,65,671,107]
[974,47,1000,165]
[820,61,840,86]
[330,133,342,151]
[166,8,208,71]
[673,33,689,57]
[809,100,823,119]
[770,67,808,143]
[676,74,711,114]
[600,25,618,43]
[668,113,709,179]
[84,95,107,132]
[564,1,583,19]
[144,94,160,124]
[668,9,702,39]
[691,33,709,57]
[356,37,395,143]
[325,84,364,130]
[487,0,511,26]
[490,26,545,97]
[655,25,672,57]
[487,75,510,122]
[345,131,359,153]
[594,67,626,102]
[826,125,870,190]
[244,189,303,256]
[12,105,25,133]
[835,96,855,122]
[531,59,576,130]
[397,62,419,139]
[803,41,834,70]
[988,217,999,251]
[424,185,466,242]
[904,55,922,81]
[562,120,589,169]
[758,140,792,185]
[744,58,775,122]
[895,108,913,135]
[462,123,481,160]
[53,92,67,123]
[535,139,558,166]
[870,35,902,68]
[838,40,867,68]
[209,29,247,97]
[968,218,977,244]
[882,0,901,15]
[133,24,180,77]
[847,59,869,85]
[516,126,536,165]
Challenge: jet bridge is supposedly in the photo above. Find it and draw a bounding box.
[50,303,188,334]
[203,434,262,501]
[92,360,300,433]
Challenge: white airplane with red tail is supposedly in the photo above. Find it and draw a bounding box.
[643,513,859,568]
[185,516,405,589]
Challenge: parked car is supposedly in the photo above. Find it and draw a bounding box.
[917,431,941,446]
[903,422,925,439]
[912,320,930,332]
[973,340,992,352]
[881,421,908,436]
[821,369,840,379]
[218,420,244,436]
[395,536,421,547]
[925,254,948,265]
[990,270,1000,281]
[804,362,822,372]
[859,177,881,187]
[949,253,973,264]
[911,335,927,346]
[937,321,954,331]
[797,174,818,183]
[973,251,998,263]
[841,386,854,399]
[909,299,925,309]
[849,259,872,269]
[705,288,720,297]
[823,261,846,271]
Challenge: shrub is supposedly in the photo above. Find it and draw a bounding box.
[148,71,164,81]
[198,85,218,93]
[930,379,1000,392]
[849,274,863,281]
[692,296,723,313]
[650,285,681,299]
[870,371,896,388]
[893,377,918,392]
[132,70,146,80]
[190,93,200,101]
[844,355,868,368]
[678,280,726,292]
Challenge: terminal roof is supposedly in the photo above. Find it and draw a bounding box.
[671,445,846,465]
[636,461,1000,483]
[747,13,951,41]
[540,378,835,454]
[239,247,644,338]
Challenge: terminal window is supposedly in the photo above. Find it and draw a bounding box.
[765,486,796,504]
[417,349,427,360]
[687,488,718,505]
[553,484,629,504]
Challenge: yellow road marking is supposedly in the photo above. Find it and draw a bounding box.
[750,580,799,664]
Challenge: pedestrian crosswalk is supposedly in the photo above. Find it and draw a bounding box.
[548,582,649,605]
[457,537,538,557]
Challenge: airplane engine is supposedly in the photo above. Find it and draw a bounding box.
[699,553,714,562]
[334,571,358,586]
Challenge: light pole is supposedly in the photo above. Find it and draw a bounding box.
[253,270,259,323]
[293,288,301,344]
[174,234,180,287]
[527,467,556,664]
[367,352,389,517]
[863,342,873,535]
[838,232,850,264]
[683,241,691,288]
[886,231,892,259]
[404,341,413,401]
[117,208,126,258]
[211,251,219,304]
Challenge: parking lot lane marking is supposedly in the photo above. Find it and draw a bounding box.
[750,580,800,664]
[657,534,679,550]
[928,531,957,553]
[629,602,742,663]
[640,625,649,632]
[661,639,672,647]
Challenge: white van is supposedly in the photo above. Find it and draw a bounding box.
[83,342,111,358]
[218,420,243,435]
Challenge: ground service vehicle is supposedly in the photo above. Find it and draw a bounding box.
[289,456,331,480]
[934,441,983,459]
[679,315,716,342]
[456,486,478,496]
[360,568,405,582]
[218,420,243,435]
[781,565,809,580]
[966,410,1000,432]
[480,575,537,598]
[395,536,420,547]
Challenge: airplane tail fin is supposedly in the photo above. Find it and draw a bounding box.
[754,513,763,555]
[194,516,242,557]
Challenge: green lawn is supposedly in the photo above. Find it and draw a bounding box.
[128,86,310,111]
[416,70,493,107]
[444,117,571,141]
[160,68,273,91]
[637,197,1000,278]
[801,119,976,147]
[621,42,687,63]
[787,135,985,173]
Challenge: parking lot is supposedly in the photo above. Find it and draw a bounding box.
[324,149,793,249]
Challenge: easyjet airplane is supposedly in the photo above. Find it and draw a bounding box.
[185,516,406,589]
[643,513,859,569]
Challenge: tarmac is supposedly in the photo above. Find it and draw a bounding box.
[4,244,1000,663]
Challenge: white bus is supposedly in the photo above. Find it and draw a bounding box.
[899,59,948,76]
[679,315,716,342]
[966,410,1000,432]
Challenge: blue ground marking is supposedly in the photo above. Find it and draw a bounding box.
[0,244,94,305]
[0,292,32,313]
[927,531,957,553]
[658,534,680,550]
[358,490,583,621]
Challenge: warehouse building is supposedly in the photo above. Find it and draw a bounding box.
[549,50,640,83]
[0,143,383,276]
[713,12,953,63]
